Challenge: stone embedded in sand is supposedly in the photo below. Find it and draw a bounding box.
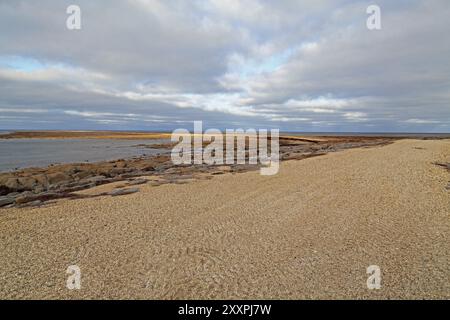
[108,188,139,197]
[434,162,450,171]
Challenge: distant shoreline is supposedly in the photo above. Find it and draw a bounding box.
[0,131,172,140]
[1,130,449,140]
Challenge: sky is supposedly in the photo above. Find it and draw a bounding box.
[0,0,449,132]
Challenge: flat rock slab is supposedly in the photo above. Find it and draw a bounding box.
[0,196,15,207]
[108,188,139,197]
[127,179,148,186]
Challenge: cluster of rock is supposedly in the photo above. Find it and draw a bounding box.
[0,136,394,208]
[0,156,168,208]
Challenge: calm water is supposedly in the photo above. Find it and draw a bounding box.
[0,139,169,172]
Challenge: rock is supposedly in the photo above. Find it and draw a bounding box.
[4,178,21,190]
[216,165,231,172]
[119,172,145,179]
[34,186,46,194]
[15,194,40,204]
[16,200,42,208]
[0,186,12,196]
[108,188,139,197]
[33,174,49,187]
[127,179,148,186]
[73,171,92,181]
[140,165,155,172]
[148,181,166,187]
[86,175,107,184]
[17,177,37,190]
[38,192,61,201]
[47,172,71,185]
[115,161,127,169]
[0,196,15,207]
[66,167,81,175]
[7,192,20,197]
[25,200,42,207]
[175,174,195,180]
[61,183,95,193]
[94,168,114,177]
[110,168,128,176]
[173,179,193,184]
[0,175,14,193]
[48,184,63,190]
[434,162,450,171]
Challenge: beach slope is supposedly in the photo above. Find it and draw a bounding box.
[0,139,449,299]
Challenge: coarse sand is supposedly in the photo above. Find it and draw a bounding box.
[0,139,449,299]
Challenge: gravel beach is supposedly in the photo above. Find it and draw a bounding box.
[0,139,449,299]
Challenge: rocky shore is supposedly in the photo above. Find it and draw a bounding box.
[0,136,395,208]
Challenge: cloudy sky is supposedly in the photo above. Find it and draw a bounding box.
[0,0,449,132]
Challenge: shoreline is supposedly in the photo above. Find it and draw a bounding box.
[0,135,397,208]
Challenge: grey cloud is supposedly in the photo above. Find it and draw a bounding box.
[0,0,449,132]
